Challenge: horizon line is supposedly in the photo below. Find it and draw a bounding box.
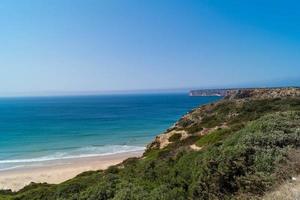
[0,88,191,98]
[1,85,299,98]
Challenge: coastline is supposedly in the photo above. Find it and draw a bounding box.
[0,150,144,191]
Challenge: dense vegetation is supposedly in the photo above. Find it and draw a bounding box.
[1,96,300,200]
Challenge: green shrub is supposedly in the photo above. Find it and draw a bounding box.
[169,133,182,142]
[196,128,231,147]
[186,124,203,134]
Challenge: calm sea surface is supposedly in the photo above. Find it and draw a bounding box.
[0,94,220,170]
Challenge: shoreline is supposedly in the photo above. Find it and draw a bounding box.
[0,150,144,191]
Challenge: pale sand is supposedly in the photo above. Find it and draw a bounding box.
[0,150,143,191]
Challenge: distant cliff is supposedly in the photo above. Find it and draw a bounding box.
[189,89,233,96]
[189,87,300,97]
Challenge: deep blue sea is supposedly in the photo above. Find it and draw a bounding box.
[0,94,220,171]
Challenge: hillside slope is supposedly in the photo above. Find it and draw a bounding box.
[1,88,300,200]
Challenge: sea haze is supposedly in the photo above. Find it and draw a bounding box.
[0,94,220,171]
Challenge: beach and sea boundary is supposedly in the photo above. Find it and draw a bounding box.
[0,150,144,191]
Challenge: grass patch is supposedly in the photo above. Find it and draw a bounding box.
[143,149,161,160]
[196,128,231,147]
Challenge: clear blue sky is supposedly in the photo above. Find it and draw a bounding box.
[0,0,299,96]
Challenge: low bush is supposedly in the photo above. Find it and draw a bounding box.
[169,133,182,142]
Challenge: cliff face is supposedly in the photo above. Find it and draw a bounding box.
[146,87,300,152]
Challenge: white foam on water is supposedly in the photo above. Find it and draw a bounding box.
[0,145,145,169]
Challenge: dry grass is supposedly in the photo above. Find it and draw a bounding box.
[263,176,300,200]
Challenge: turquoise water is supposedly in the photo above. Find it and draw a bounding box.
[0,94,220,170]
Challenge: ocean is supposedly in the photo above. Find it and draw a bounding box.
[0,94,220,171]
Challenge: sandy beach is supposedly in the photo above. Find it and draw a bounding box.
[0,150,143,191]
